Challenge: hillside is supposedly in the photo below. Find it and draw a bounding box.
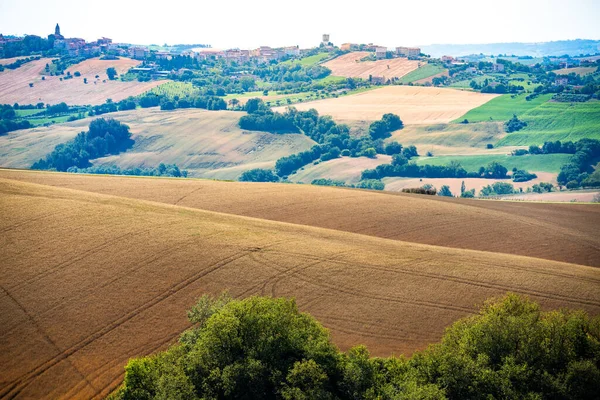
[278,86,500,124]
[323,51,421,80]
[3,169,600,268]
[0,57,164,105]
[0,108,316,179]
[1,174,599,399]
[290,155,392,184]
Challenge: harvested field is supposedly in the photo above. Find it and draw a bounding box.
[277,86,500,124]
[554,66,597,76]
[290,155,392,184]
[1,175,600,399]
[2,169,600,268]
[323,52,421,80]
[382,173,557,198]
[0,57,164,106]
[0,108,316,179]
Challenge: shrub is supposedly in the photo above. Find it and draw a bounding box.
[402,187,437,195]
[437,185,453,197]
[239,169,279,182]
[504,114,527,133]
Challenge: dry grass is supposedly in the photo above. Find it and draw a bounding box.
[0,57,164,106]
[2,169,599,268]
[1,175,599,399]
[278,86,500,124]
[290,155,392,184]
[506,190,600,202]
[0,108,316,179]
[553,66,597,76]
[323,52,421,80]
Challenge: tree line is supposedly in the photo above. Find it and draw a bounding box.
[109,292,600,400]
[32,118,134,171]
[67,163,187,177]
[556,138,600,188]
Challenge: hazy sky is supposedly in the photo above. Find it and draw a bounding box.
[1,0,599,49]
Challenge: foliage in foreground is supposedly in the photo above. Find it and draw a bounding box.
[110,293,600,400]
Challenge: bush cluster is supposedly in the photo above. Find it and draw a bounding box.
[110,293,600,400]
[31,118,133,171]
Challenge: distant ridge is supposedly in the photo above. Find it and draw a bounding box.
[421,39,600,58]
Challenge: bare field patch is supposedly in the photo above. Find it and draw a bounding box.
[382,172,557,197]
[290,155,392,184]
[0,108,316,179]
[1,177,599,399]
[323,52,422,80]
[279,86,500,124]
[0,57,164,105]
[2,169,599,268]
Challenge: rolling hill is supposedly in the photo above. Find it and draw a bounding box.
[322,51,421,80]
[1,172,599,399]
[0,57,164,106]
[3,169,599,268]
[277,86,500,124]
[0,108,316,179]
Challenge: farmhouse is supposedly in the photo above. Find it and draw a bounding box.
[492,63,505,72]
[442,55,454,62]
[396,46,421,58]
[130,47,149,60]
[284,46,300,57]
[555,77,569,86]
[375,47,387,60]
[370,76,386,85]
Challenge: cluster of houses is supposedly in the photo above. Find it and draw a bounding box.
[340,42,422,60]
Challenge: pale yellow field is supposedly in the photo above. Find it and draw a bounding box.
[385,121,515,155]
[0,57,164,105]
[383,172,557,196]
[290,155,392,184]
[554,66,597,76]
[278,86,500,124]
[0,108,316,179]
[323,52,421,80]
[1,174,599,398]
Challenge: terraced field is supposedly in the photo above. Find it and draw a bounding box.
[0,108,316,179]
[0,57,165,105]
[1,171,599,399]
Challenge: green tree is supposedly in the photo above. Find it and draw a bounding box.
[107,67,117,80]
[438,185,453,197]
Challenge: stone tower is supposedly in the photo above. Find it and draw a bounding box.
[55,23,61,36]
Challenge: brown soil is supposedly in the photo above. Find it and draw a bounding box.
[1,175,599,399]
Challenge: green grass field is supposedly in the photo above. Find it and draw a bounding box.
[282,53,331,67]
[454,93,553,122]
[15,109,44,117]
[146,81,200,99]
[449,74,496,89]
[496,100,600,146]
[398,64,446,84]
[414,153,571,173]
[316,75,346,85]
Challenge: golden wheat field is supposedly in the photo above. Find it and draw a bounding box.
[322,51,422,80]
[0,57,164,105]
[0,108,316,179]
[3,169,600,267]
[1,171,600,399]
[277,86,500,124]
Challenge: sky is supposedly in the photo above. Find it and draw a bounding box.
[1,0,599,49]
